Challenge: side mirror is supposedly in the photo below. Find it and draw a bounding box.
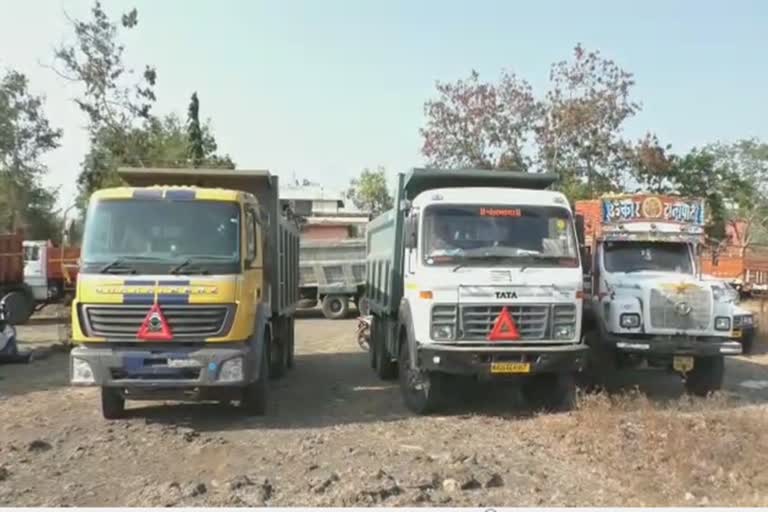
[405,214,418,250]
[575,215,586,247]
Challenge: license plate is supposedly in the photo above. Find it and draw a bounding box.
[490,362,530,374]
[673,356,694,373]
[732,329,742,339]
[167,358,201,368]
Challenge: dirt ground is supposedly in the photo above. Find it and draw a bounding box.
[1,309,768,506]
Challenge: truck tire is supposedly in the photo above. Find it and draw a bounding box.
[269,323,288,379]
[684,356,724,397]
[357,297,370,316]
[241,338,269,415]
[398,340,444,414]
[321,295,349,320]
[521,373,577,412]
[100,387,126,420]
[579,329,620,393]
[1,288,34,325]
[741,330,755,355]
[286,317,296,369]
[374,321,397,380]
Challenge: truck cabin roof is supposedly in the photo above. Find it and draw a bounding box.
[402,168,557,201]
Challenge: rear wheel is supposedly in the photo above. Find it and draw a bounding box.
[321,295,349,320]
[286,318,296,369]
[521,373,577,412]
[374,323,397,380]
[241,338,269,415]
[398,341,444,414]
[100,387,126,420]
[684,356,724,397]
[269,326,287,379]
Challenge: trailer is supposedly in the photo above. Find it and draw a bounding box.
[298,238,367,318]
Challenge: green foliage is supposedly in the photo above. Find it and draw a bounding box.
[187,92,205,167]
[0,69,63,239]
[53,2,234,206]
[347,167,393,216]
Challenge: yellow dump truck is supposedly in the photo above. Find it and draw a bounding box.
[69,167,299,419]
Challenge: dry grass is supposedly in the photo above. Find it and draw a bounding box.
[541,391,768,506]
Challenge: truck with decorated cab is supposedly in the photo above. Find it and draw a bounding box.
[575,194,742,395]
[366,168,588,414]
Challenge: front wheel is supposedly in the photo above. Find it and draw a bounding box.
[241,338,269,415]
[398,342,444,414]
[100,387,126,420]
[684,356,724,397]
[521,373,577,413]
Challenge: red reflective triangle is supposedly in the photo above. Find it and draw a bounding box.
[136,303,173,341]
[488,306,520,341]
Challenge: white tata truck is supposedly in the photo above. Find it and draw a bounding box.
[366,169,588,414]
[575,194,743,396]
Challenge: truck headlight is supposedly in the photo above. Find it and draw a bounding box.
[431,325,454,341]
[71,358,95,384]
[218,357,244,383]
[620,313,641,328]
[715,317,731,331]
[553,325,575,339]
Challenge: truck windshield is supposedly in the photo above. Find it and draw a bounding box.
[81,199,241,271]
[603,241,693,274]
[422,204,578,266]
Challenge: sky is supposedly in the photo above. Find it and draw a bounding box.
[1,0,767,209]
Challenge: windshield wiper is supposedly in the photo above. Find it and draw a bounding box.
[452,255,515,272]
[170,258,211,275]
[99,258,136,274]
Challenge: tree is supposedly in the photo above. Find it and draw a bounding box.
[421,70,540,171]
[347,167,393,216]
[187,92,204,167]
[52,1,157,199]
[0,69,62,239]
[706,139,768,247]
[631,132,676,193]
[537,44,640,196]
[669,148,749,241]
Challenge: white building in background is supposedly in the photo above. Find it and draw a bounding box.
[279,181,370,241]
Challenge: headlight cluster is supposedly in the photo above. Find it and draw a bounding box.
[734,314,754,327]
[552,304,577,340]
[431,325,454,340]
[620,313,641,328]
[714,317,731,331]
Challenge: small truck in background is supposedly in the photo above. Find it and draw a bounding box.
[298,238,367,319]
[366,168,588,414]
[575,195,742,395]
[0,233,80,325]
[70,167,299,419]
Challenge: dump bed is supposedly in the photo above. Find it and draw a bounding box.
[366,168,557,316]
[0,232,23,286]
[117,167,300,316]
[299,238,366,294]
[47,246,81,285]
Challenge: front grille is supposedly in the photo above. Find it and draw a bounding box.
[83,305,231,339]
[431,305,458,327]
[649,287,711,331]
[461,304,550,340]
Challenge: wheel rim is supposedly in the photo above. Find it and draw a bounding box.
[329,299,342,313]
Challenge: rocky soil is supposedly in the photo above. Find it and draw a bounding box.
[2,312,768,506]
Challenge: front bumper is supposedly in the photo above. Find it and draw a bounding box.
[417,343,588,377]
[69,342,258,388]
[603,333,742,356]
